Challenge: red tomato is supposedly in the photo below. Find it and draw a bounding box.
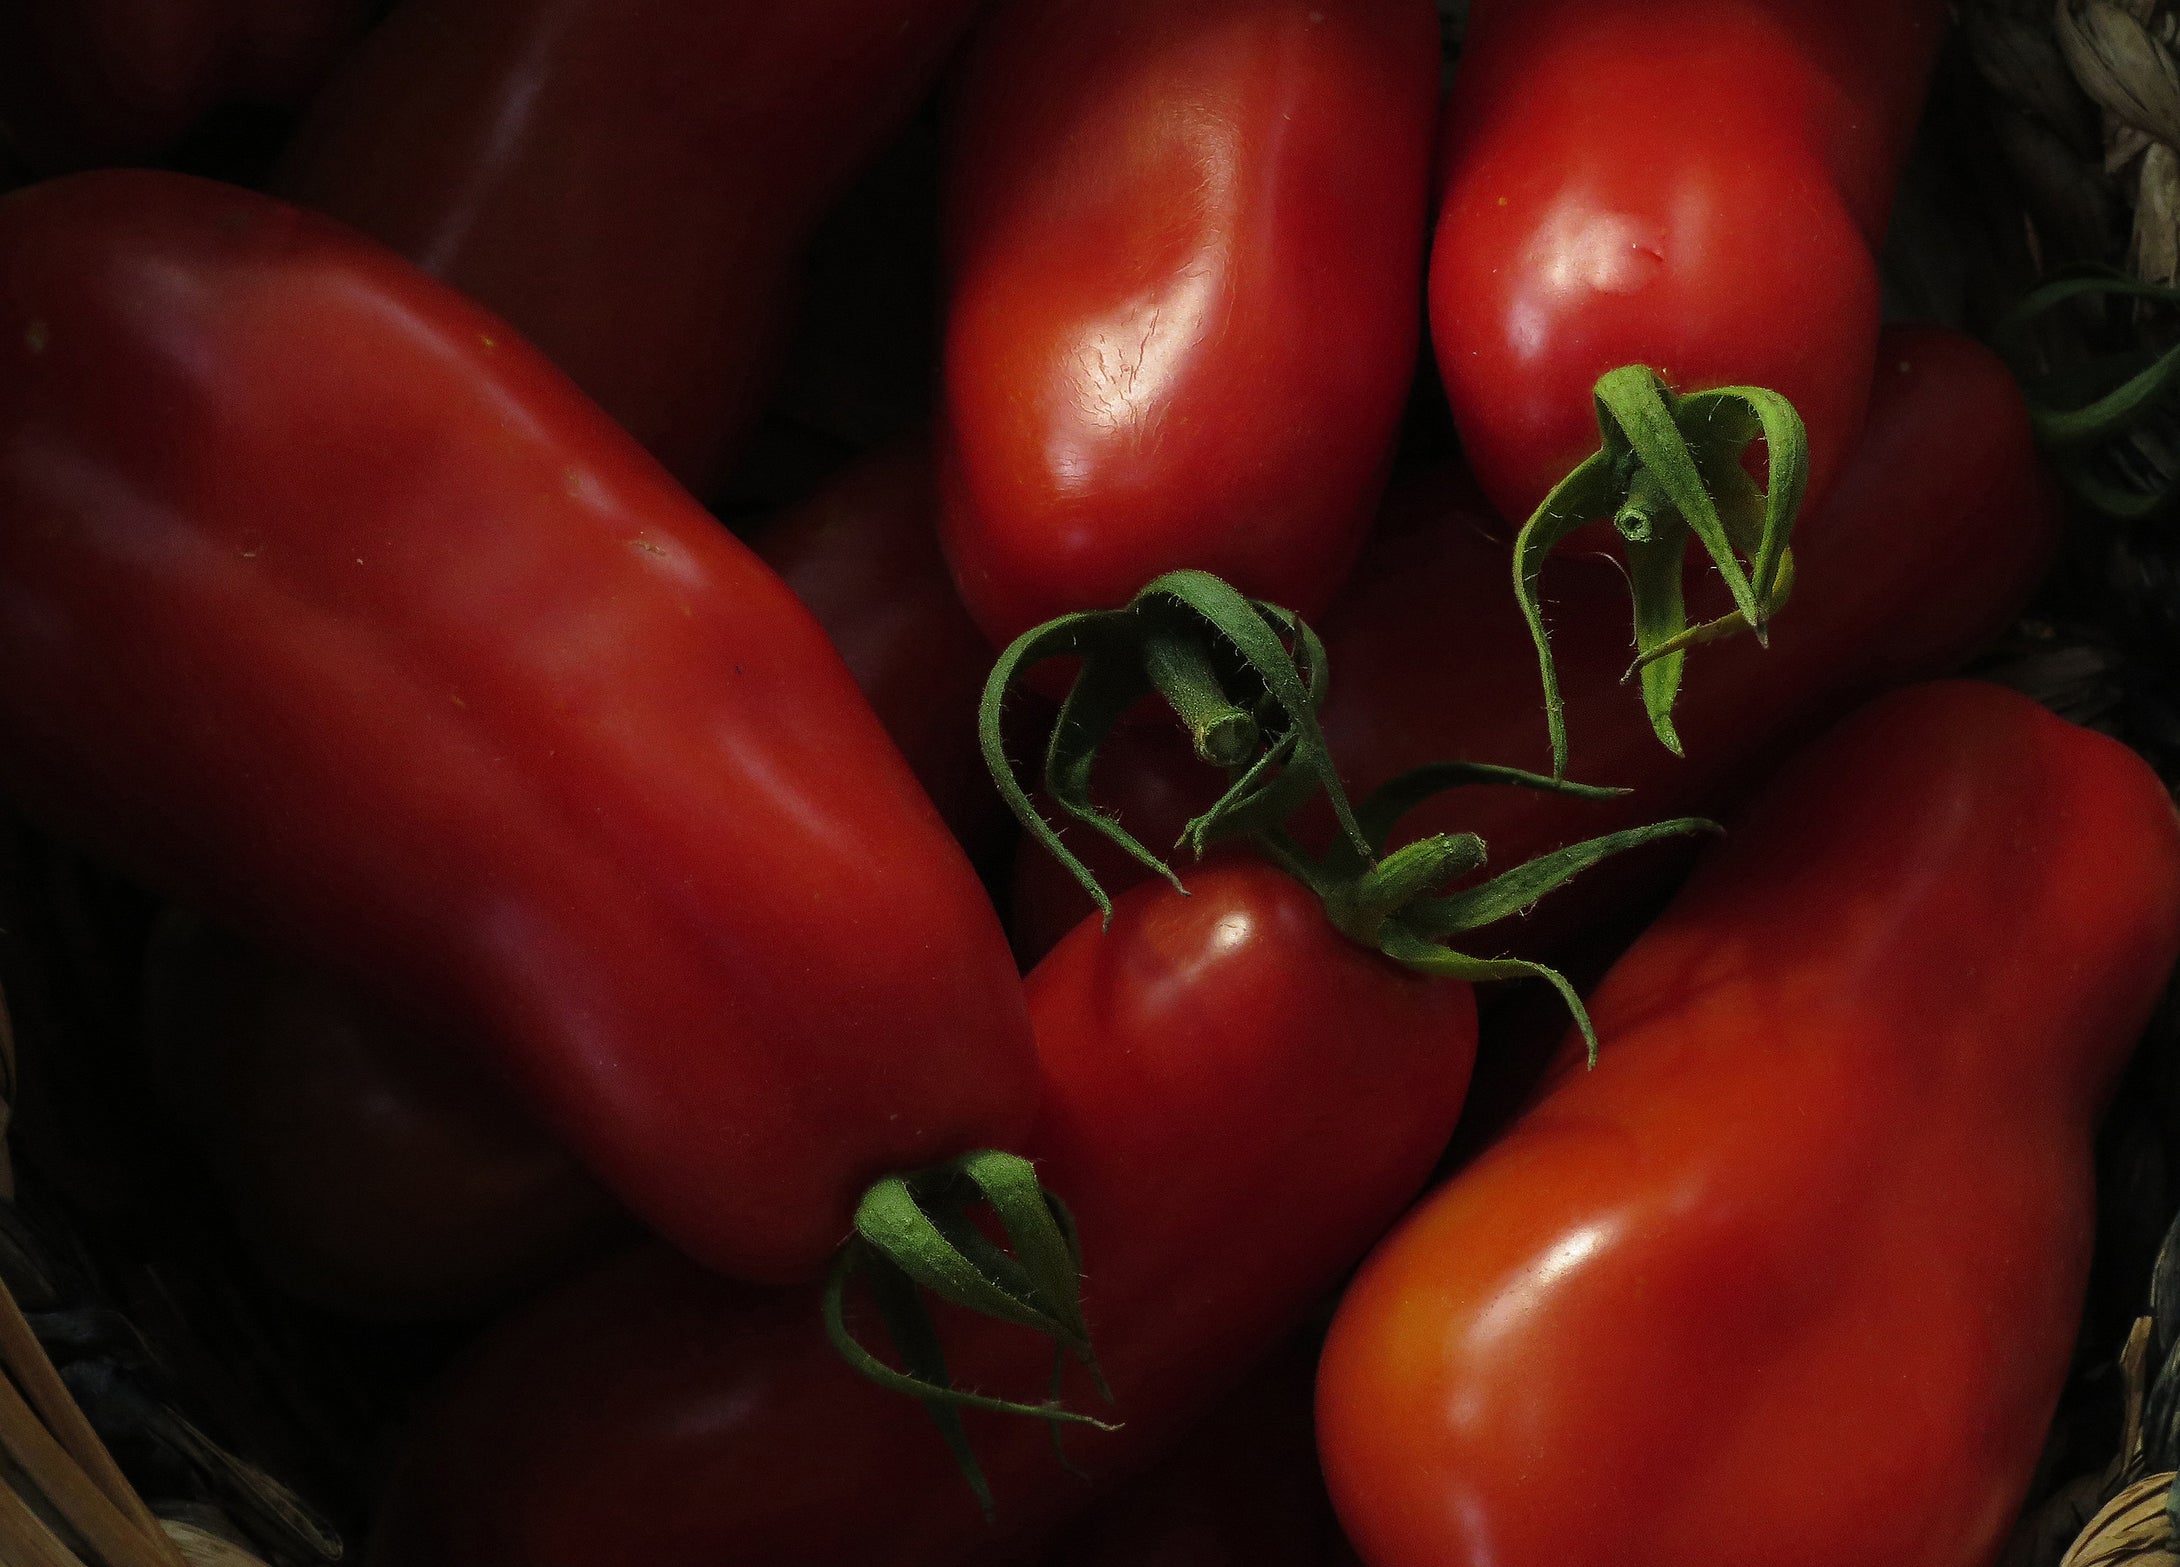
[277,0,981,495]
[755,440,1005,856]
[370,858,1479,1566]
[939,0,1438,649]
[1009,325,2058,962]
[142,911,626,1321]
[0,0,365,171]
[0,170,1031,1284]
[1432,0,1948,527]
[1316,680,2180,1567]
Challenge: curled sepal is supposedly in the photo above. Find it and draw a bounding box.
[822,1150,1118,1515]
[1291,760,1723,1066]
[1513,366,1808,775]
[980,570,1366,919]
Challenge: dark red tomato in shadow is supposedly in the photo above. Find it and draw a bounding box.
[143,910,627,1321]
[279,0,982,494]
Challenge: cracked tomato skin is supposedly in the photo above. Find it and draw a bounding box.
[1315,680,2180,1567]
[0,169,1034,1285]
[939,0,1438,649]
[1432,0,1947,528]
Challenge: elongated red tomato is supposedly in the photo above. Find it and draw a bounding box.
[370,858,1478,1567]
[278,0,980,495]
[142,911,626,1322]
[1317,680,2180,1567]
[940,0,1438,649]
[137,441,1003,1323]
[1010,325,2058,961]
[0,0,365,171]
[1433,0,1947,526]
[0,170,1032,1284]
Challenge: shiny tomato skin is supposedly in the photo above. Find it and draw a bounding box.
[939,0,1438,648]
[278,0,980,494]
[1008,325,2058,963]
[1316,680,2180,1567]
[142,911,626,1321]
[370,858,1477,1567]
[0,0,366,171]
[1433,0,1947,526]
[756,441,1005,855]
[0,170,1033,1284]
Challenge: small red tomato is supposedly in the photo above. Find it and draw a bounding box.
[370,857,1481,1566]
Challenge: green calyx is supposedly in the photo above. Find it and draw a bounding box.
[822,1149,1114,1518]
[1513,365,1807,776]
[1255,762,1719,1065]
[1995,268,2180,523]
[980,569,1369,920]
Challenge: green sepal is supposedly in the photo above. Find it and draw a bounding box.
[1404,816,1721,945]
[1512,366,1808,776]
[981,571,1365,918]
[823,1151,1120,1511]
[1310,765,1723,1066]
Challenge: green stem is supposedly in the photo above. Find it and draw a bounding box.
[1141,630,1257,767]
[824,1151,1119,1512]
[1511,367,1807,776]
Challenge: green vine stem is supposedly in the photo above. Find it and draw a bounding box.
[979,570,1368,918]
[1512,366,1807,775]
[1995,269,2180,524]
[822,1149,1115,1518]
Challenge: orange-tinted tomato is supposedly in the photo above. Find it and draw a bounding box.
[1317,681,2180,1567]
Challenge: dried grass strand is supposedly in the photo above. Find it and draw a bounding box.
[2058,1471,2180,1563]
[0,1280,171,1557]
[0,1368,180,1567]
[0,1474,87,1567]
[2058,0,2180,148]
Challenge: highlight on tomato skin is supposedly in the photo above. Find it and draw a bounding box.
[938,0,1440,651]
[1315,679,2180,1567]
